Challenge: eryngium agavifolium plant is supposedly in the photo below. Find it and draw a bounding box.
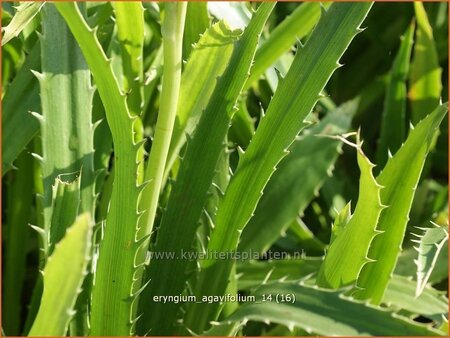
[2,1,448,336]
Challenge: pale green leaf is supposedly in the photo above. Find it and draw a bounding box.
[414,225,448,296]
[28,213,92,337]
[409,2,442,123]
[216,282,444,336]
[2,2,44,46]
[355,103,448,304]
[316,144,383,288]
[165,20,241,182]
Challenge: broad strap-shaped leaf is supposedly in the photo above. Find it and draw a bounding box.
[36,4,95,259]
[409,2,442,123]
[355,103,448,304]
[384,275,447,322]
[237,259,447,322]
[186,4,373,333]
[210,282,444,336]
[316,144,383,288]
[413,224,448,297]
[2,2,44,46]
[37,6,95,335]
[395,246,449,285]
[2,43,40,175]
[239,101,355,254]
[165,20,241,181]
[55,3,144,334]
[137,5,275,335]
[28,213,92,337]
[377,22,414,168]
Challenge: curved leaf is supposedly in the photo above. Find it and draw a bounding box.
[316,143,383,288]
[355,103,448,304]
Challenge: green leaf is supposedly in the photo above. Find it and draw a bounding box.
[182,2,210,60]
[384,275,447,321]
[239,100,355,254]
[36,3,95,259]
[188,4,373,333]
[409,2,443,123]
[316,142,383,288]
[245,2,329,88]
[3,152,34,336]
[165,20,241,182]
[395,246,448,285]
[28,213,93,337]
[48,175,81,255]
[237,259,447,322]
[377,22,414,168]
[54,3,144,334]
[112,1,144,117]
[236,258,323,290]
[2,42,40,175]
[330,202,352,243]
[355,103,448,304]
[413,224,448,297]
[214,282,444,336]
[2,2,44,46]
[138,5,275,335]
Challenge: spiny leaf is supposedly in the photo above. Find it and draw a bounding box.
[316,141,383,289]
[329,201,352,243]
[414,224,448,297]
[355,103,448,304]
[138,5,274,335]
[245,2,330,88]
[165,20,242,182]
[48,175,81,255]
[215,282,444,336]
[187,4,373,333]
[395,246,448,285]
[28,213,93,337]
[55,3,143,334]
[384,275,447,322]
[38,5,95,334]
[237,258,447,323]
[112,1,144,117]
[2,43,40,175]
[2,2,44,46]
[239,100,355,254]
[236,258,323,290]
[182,2,210,60]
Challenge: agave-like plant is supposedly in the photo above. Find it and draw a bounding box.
[2,1,448,337]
